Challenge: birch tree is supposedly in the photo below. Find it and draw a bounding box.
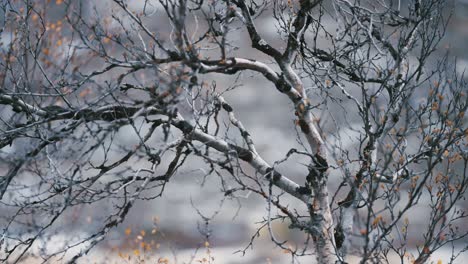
[0,0,467,263]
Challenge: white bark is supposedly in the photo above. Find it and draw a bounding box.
[174,114,311,203]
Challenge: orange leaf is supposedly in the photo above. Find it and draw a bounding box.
[372,215,383,228]
[79,88,91,98]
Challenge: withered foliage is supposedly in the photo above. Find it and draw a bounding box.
[0,0,467,263]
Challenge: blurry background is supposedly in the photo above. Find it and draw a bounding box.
[1,0,467,263]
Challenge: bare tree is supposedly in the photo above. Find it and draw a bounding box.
[0,0,467,263]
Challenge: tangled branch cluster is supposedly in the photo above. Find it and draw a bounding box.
[0,0,467,263]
